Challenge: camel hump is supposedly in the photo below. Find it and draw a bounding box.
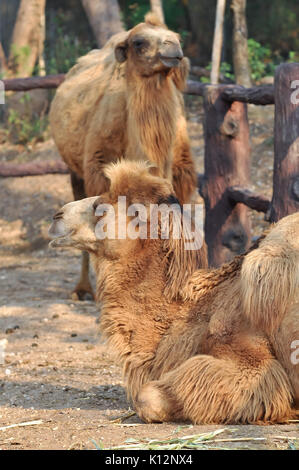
[145,12,167,28]
[65,30,129,80]
[241,212,299,333]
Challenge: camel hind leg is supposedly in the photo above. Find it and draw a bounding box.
[135,337,294,424]
[70,171,94,301]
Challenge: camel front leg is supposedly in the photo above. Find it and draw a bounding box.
[70,171,94,300]
[69,152,112,300]
[83,151,111,197]
[71,251,94,301]
[171,116,197,205]
[135,338,294,424]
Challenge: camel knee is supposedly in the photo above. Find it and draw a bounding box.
[71,251,94,301]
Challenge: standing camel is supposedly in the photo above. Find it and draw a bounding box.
[50,13,197,300]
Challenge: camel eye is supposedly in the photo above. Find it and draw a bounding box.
[133,38,145,50]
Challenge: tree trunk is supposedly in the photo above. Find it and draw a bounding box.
[186,0,217,66]
[231,0,251,87]
[81,0,124,49]
[211,0,226,85]
[202,84,251,266]
[0,42,7,74]
[8,0,46,77]
[150,0,165,24]
[268,63,299,222]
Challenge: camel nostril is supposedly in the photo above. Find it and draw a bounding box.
[53,211,64,220]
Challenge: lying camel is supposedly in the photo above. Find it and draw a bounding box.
[49,161,298,424]
[49,13,196,300]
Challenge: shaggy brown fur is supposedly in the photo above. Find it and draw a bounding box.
[49,13,196,299]
[48,161,299,424]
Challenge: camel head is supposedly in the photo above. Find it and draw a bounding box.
[115,13,186,78]
[49,160,173,254]
[49,160,207,296]
[48,196,99,251]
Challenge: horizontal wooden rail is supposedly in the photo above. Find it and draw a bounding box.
[1,74,275,105]
[2,74,65,92]
[0,160,69,177]
[227,186,271,213]
[0,162,271,217]
[221,84,274,105]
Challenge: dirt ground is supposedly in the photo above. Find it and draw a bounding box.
[0,100,298,450]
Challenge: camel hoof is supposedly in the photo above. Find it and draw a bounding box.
[71,287,94,301]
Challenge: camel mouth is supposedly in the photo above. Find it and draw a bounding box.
[48,237,64,248]
[48,230,74,248]
[160,56,181,68]
[48,218,74,248]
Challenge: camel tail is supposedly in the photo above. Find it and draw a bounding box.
[241,216,299,333]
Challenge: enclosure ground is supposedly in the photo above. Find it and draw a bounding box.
[0,101,298,450]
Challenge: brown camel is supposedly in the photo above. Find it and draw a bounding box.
[49,13,196,300]
[48,160,299,424]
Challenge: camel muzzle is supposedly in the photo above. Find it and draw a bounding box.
[48,197,99,249]
[48,215,71,248]
[48,208,73,246]
[159,42,183,68]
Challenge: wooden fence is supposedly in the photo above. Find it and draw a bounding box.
[0,63,298,266]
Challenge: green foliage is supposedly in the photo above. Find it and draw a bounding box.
[246,0,299,60]
[119,0,189,43]
[219,62,234,81]
[10,44,31,61]
[163,0,188,33]
[120,1,149,27]
[200,61,234,83]
[247,38,296,81]
[7,109,49,144]
[45,13,92,75]
[9,44,32,75]
[247,39,275,81]
[6,94,49,145]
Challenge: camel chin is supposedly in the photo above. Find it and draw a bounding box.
[48,223,74,249]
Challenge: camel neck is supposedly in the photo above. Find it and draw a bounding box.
[93,240,167,304]
[126,69,179,177]
[90,241,180,365]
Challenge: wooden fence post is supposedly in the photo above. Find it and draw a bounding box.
[268,63,299,222]
[202,85,251,267]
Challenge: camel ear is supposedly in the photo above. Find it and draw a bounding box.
[115,40,128,63]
